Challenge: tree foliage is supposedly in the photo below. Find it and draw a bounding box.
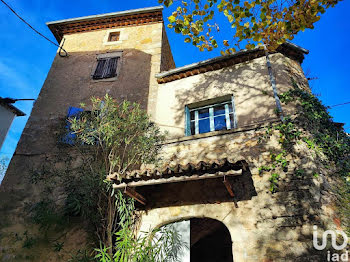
[95,192,187,262]
[160,0,341,53]
[70,95,164,181]
[28,95,166,258]
[67,95,165,252]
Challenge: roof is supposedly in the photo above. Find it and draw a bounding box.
[47,6,164,43]
[0,97,25,116]
[156,42,309,84]
[109,158,247,189]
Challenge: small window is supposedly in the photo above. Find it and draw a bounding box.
[108,32,120,42]
[93,57,119,80]
[61,106,83,144]
[185,98,237,136]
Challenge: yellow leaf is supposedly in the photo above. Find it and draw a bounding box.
[229,47,236,53]
[168,16,176,23]
[223,40,229,46]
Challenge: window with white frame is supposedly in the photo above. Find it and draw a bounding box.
[185,97,237,136]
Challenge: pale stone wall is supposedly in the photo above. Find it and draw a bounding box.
[138,128,340,261]
[153,53,304,139]
[136,53,342,261]
[61,22,164,120]
[0,106,15,149]
[160,27,175,72]
[0,21,171,261]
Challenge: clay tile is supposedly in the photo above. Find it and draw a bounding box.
[213,63,221,70]
[179,73,186,78]
[185,71,191,77]
[206,65,214,71]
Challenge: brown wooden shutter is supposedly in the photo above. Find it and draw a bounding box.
[104,57,118,78]
[93,59,107,79]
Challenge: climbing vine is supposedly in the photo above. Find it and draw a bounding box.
[259,80,350,233]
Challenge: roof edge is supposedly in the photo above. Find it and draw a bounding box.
[46,5,164,26]
[156,42,308,79]
[0,99,26,117]
[284,41,309,54]
[156,47,260,79]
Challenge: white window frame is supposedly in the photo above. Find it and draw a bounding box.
[185,96,237,136]
[103,28,126,46]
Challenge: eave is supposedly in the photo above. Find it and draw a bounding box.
[0,98,25,116]
[156,42,309,84]
[109,158,247,189]
[46,6,164,43]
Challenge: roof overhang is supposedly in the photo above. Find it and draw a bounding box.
[109,159,247,189]
[46,6,164,43]
[156,42,309,84]
[0,98,25,116]
[110,158,247,205]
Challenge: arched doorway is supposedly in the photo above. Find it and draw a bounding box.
[190,218,233,262]
[159,217,233,262]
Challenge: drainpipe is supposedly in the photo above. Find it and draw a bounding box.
[264,46,284,122]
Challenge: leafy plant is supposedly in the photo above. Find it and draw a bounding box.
[22,231,36,249]
[67,95,165,252]
[30,199,65,232]
[295,169,306,177]
[53,241,64,252]
[159,0,340,52]
[269,173,279,193]
[69,249,94,262]
[262,80,350,233]
[94,193,186,262]
[28,95,166,257]
[258,165,272,175]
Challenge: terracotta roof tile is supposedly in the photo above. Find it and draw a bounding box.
[108,158,247,186]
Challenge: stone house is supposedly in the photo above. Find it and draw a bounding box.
[0,5,344,262]
[0,97,25,149]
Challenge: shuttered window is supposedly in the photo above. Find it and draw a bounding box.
[61,107,84,145]
[93,57,119,80]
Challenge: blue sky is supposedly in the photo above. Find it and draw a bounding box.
[0,0,349,178]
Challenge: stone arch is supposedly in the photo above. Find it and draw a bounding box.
[139,202,252,262]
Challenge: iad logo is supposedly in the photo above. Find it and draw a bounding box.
[313,225,349,261]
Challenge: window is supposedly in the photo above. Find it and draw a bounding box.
[108,32,120,42]
[93,57,119,80]
[61,106,83,144]
[185,97,237,136]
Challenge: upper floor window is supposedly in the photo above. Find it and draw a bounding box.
[108,32,120,42]
[185,97,237,136]
[61,106,84,145]
[92,52,122,80]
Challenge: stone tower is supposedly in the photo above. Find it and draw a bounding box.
[0,6,175,261]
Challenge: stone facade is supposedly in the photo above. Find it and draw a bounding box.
[138,128,336,261]
[0,6,345,262]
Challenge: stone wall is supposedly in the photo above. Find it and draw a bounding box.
[137,127,340,261]
[0,106,15,149]
[153,53,306,138]
[160,26,176,72]
[0,21,169,262]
